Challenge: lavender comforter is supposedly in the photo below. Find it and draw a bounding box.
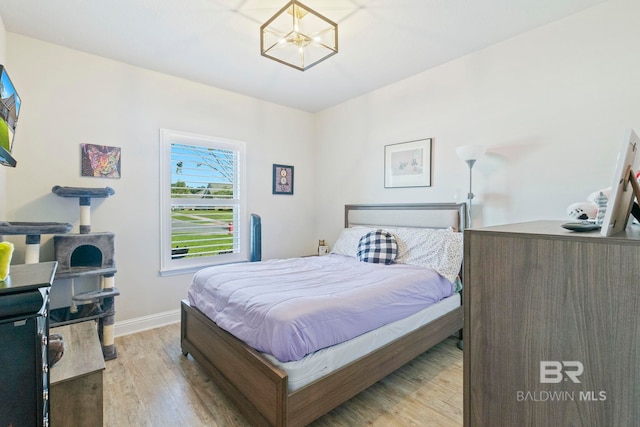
[188,254,454,362]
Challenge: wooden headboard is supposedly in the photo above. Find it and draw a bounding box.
[344,203,467,232]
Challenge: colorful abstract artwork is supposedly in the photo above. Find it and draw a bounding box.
[81,143,121,178]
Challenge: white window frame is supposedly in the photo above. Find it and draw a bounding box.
[159,129,247,276]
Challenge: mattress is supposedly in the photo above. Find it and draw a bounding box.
[188,254,455,362]
[265,292,461,392]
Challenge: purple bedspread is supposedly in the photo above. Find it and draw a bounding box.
[188,254,454,362]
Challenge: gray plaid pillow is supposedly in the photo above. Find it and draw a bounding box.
[357,230,398,264]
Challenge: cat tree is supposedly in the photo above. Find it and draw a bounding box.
[50,185,120,360]
[0,186,121,361]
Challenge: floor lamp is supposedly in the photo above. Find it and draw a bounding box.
[456,145,486,228]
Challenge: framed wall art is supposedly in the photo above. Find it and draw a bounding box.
[384,138,432,188]
[81,143,121,179]
[272,164,294,195]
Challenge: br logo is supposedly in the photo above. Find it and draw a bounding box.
[540,361,584,383]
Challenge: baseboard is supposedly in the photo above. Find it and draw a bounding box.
[114,308,180,337]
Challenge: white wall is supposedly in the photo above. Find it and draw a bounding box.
[4,0,640,332]
[4,34,317,326]
[315,0,640,244]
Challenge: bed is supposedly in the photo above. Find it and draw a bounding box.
[181,202,466,426]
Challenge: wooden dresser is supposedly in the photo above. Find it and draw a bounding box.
[463,221,639,426]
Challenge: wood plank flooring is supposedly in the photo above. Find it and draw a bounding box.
[104,323,463,426]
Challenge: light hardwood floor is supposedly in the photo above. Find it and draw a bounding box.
[104,323,463,426]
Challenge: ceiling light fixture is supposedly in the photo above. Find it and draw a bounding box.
[260,0,338,71]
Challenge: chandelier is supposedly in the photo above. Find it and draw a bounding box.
[260,0,338,71]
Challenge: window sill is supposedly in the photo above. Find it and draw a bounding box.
[159,259,249,277]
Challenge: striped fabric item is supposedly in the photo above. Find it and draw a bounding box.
[357,230,398,264]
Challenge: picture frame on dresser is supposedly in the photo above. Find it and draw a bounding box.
[600,128,640,236]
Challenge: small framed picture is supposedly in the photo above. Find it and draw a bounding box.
[384,138,432,188]
[81,143,122,179]
[273,164,294,195]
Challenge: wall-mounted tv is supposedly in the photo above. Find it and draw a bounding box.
[0,65,21,167]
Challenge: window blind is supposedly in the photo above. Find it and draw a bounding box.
[160,130,246,274]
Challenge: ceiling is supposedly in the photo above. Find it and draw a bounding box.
[0,0,605,113]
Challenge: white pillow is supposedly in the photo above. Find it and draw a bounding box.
[393,227,463,283]
[330,227,376,257]
[332,226,463,283]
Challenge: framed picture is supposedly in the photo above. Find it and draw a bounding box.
[81,143,121,178]
[384,138,432,188]
[272,164,294,195]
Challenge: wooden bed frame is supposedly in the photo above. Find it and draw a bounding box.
[181,203,466,426]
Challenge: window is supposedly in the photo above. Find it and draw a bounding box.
[160,129,246,275]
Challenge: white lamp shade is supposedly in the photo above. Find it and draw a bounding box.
[456,145,486,162]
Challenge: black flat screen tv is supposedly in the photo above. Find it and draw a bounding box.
[0,65,21,167]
